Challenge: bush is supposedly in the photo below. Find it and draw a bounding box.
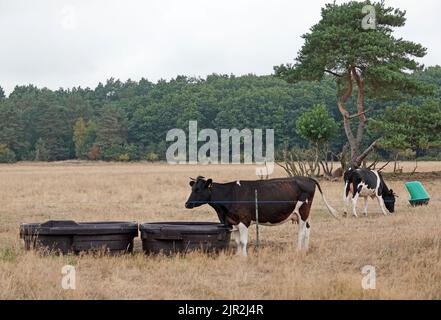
[100,144,139,161]
[100,144,122,161]
[118,153,130,161]
[125,144,140,161]
[0,144,16,163]
[146,152,159,162]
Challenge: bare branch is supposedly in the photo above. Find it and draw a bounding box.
[324,70,343,77]
[347,108,372,119]
[353,139,379,166]
[377,161,391,172]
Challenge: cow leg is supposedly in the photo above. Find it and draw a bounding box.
[297,219,306,250]
[363,197,368,217]
[233,225,241,253]
[302,221,311,250]
[237,222,248,256]
[376,196,388,216]
[343,182,351,217]
[297,196,313,251]
[231,224,239,243]
[351,192,359,217]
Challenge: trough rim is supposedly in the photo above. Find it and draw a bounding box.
[139,221,232,237]
[19,220,139,237]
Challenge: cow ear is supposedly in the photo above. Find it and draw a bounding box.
[189,181,195,187]
[205,179,213,188]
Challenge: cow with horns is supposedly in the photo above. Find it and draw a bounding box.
[343,167,397,217]
[185,176,338,256]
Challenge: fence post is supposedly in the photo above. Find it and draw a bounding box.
[255,189,260,248]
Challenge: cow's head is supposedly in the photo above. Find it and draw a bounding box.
[382,189,396,213]
[185,176,213,209]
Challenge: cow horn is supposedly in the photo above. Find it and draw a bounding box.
[189,177,196,181]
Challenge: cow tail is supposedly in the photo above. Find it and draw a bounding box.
[312,179,339,219]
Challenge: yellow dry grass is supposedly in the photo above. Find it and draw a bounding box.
[0,161,440,299]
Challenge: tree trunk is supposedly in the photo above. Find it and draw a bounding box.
[337,67,374,168]
[393,153,399,173]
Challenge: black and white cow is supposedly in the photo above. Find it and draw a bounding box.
[343,167,396,217]
[185,176,338,256]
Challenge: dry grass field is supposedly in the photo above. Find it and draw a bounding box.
[0,161,440,299]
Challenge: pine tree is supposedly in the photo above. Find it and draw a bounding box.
[275,1,431,166]
[0,101,27,159]
[34,138,49,161]
[96,105,127,145]
[34,97,71,161]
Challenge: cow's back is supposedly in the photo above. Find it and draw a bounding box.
[227,177,313,224]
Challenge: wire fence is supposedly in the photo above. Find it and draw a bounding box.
[0,199,439,206]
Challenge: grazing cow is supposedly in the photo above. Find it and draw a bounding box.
[343,167,396,217]
[185,176,338,256]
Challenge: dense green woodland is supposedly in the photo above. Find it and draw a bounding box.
[0,66,440,163]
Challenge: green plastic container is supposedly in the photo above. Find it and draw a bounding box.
[405,181,430,206]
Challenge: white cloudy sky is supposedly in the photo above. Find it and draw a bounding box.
[0,0,440,94]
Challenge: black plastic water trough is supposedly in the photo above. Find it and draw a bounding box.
[19,220,138,254]
[139,222,232,255]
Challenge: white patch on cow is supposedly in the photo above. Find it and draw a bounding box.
[294,201,304,215]
[237,222,248,256]
[236,180,241,186]
[372,171,382,196]
[357,181,376,197]
[292,201,304,226]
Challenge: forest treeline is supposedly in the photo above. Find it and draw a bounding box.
[0,66,440,163]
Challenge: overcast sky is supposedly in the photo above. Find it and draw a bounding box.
[0,0,440,95]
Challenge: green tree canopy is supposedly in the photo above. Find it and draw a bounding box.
[296,104,338,147]
[0,70,440,163]
[275,1,431,167]
[370,100,441,156]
